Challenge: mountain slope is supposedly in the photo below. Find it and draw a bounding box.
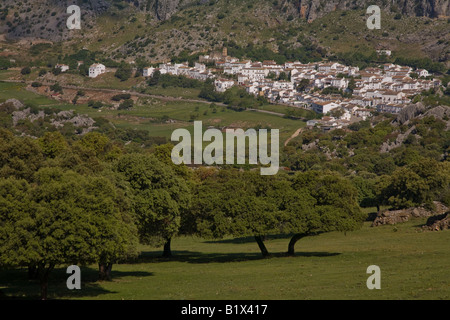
[0,0,448,66]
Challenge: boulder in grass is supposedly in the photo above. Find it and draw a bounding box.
[423,212,450,231]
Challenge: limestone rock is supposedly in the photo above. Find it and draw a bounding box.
[424,212,450,231]
[372,201,449,226]
[1,99,24,110]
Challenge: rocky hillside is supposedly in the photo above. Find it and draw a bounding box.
[296,0,449,21]
[0,0,448,63]
[1,0,448,39]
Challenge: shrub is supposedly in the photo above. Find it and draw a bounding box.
[88,100,103,109]
[50,83,63,94]
[111,93,131,101]
[118,99,134,110]
[115,63,133,81]
[21,67,31,75]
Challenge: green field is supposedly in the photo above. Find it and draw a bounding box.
[1,217,448,300]
[0,81,57,106]
[43,95,305,140]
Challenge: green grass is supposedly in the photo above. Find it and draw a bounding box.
[0,70,16,81]
[45,98,305,140]
[145,86,202,100]
[1,217,449,300]
[0,81,57,105]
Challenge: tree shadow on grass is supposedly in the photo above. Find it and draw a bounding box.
[0,266,153,300]
[291,252,341,258]
[202,234,294,245]
[135,249,341,265]
[136,250,263,264]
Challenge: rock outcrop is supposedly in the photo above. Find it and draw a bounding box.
[381,104,450,152]
[297,0,449,21]
[394,103,427,125]
[372,201,449,226]
[0,99,24,110]
[423,212,450,231]
[393,103,450,126]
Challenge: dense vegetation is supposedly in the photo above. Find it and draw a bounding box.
[0,94,449,299]
[282,113,450,210]
[223,40,325,65]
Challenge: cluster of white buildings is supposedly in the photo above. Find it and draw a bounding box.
[154,62,215,81]
[84,48,442,122]
[213,58,441,117]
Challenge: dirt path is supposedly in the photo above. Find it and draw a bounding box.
[284,127,304,147]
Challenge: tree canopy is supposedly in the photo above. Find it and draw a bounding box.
[116,153,191,248]
[0,167,139,299]
[191,169,365,256]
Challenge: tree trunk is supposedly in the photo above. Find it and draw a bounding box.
[28,264,39,280]
[98,263,113,281]
[40,278,48,301]
[38,263,54,300]
[162,238,172,258]
[255,235,270,257]
[287,233,307,256]
[376,204,380,212]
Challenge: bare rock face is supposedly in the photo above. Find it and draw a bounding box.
[152,0,182,20]
[12,108,31,127]
[423,106,450,130]
[0,0,111,41]
[382,105,450,152]
[51,110,95,130]
[1,99,24,110]
[372,201,449,226]
[2,0,449,39]
[394,103,427,125]
[380,125,416,153]
[297,0,449,21]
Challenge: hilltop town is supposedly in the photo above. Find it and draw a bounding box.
[71,46,443,130]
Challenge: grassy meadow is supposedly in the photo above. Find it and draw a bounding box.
[0,217,448,300]
[0,81,57,106]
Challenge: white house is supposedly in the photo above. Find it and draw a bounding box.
[55,64,69,72]
[194,63,206,72]
[273,80,294,90]
[159,62,187,76]
[238,74,249,85]
[331,78,349,89]
[242,67,269,81]
[416,69,429,78]
[214,79,235,92]
[143,67,155,77]
[89,64,106,78]
[380,90,405,103]
[311,101,340,114]
[377,49,392,56]
[354,108,373,120]
[377,103,404,114]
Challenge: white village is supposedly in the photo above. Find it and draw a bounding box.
[77,47,442,131]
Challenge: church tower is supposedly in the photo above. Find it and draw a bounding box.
[222,47,228,58]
